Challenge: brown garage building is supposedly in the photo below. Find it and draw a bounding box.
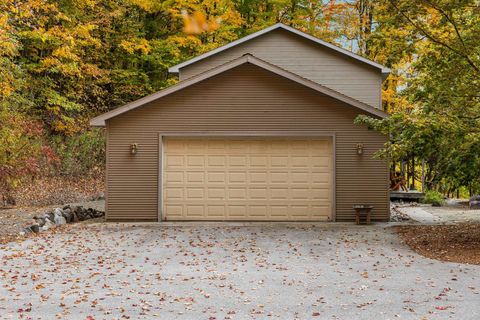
[91,23,390,222]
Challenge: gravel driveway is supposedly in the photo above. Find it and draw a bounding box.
[1,223,479,319]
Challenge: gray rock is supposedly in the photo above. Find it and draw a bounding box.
[36,217,46,227]
[62,208,73,223]
[72,211,79,223]
[45,212,55,222]
[54,214,67,225]
[73,206,86,220]
[77,208,89,221]
[42,219,55,231]
[470,200,480,209]
[30,224,40,233]
[53,207,67,225]
[86,208,95,219]
[469,195,480,209]
[92,209,105,218]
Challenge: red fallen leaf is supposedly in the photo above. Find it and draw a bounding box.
[312,312,321,316]
[435,306,448,310]
[86,316,95,320]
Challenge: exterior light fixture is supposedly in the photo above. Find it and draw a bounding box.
[130,143,138,155]
[356,143,364,155]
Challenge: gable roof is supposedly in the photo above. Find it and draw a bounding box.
[168,23,391,76]
[90,54,387,127]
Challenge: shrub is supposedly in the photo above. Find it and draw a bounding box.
[423,190,446,207]
[50,129,105,177]
[0,110,49,206]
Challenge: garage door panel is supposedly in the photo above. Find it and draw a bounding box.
[229,156,247,167]
[270,171,289,183]
[249,172,268,184]
[207,155,226,167]
[186,188,204,199]
[207,140,226,150]
[270,187,289,200]
[250,206,268,217]
[165,205,183,218]
[186,171,205,183]
[187,155,204,167]
[290,206,310,218]
[163,137,333,221]
[207,172,226,183]
[250,156,268,167]
[312,172,331,182]
[165,155,184,167]
[228,205,247,217]
[311,156,331,167]
[207,205,225,217]
[291,156,311,167]
[248,188,268,200]
[270,156,289,167]
[164,140,185,153]
[291,188,310,199]
[165,188,183,199]
[207,188,225,200]
[186,205,204,217]
[228,171,246,182]
[228,188,247,200]
[271,206,288,217]
[311,188,331,200]
[290,171,310,183]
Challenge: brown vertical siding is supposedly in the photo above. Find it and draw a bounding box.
[179,29,383,109]
[107,64,389,221]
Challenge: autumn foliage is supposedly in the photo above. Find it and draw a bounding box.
[0,0,479,204]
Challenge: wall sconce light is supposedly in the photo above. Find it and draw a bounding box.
[356,143,364,155]
[130,143,138,155]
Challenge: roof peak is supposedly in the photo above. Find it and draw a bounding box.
[168,23,391,75]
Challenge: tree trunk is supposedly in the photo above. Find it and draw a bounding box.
[356,0,374,55]
[410,155,415,190]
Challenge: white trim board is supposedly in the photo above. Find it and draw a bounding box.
[168,23,391,76]
[90,54,387,126]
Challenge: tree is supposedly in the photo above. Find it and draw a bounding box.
[356,0,480,194]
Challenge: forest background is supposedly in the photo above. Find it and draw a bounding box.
[1,0,479,205]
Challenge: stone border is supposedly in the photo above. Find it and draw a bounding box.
[21,205,105,235]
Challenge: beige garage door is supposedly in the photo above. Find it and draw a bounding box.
[162,137,333,221]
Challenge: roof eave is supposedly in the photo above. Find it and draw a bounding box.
[91,54,387,126]
[90,118,105,127]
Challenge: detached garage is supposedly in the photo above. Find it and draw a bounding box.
[91,24,390,222]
